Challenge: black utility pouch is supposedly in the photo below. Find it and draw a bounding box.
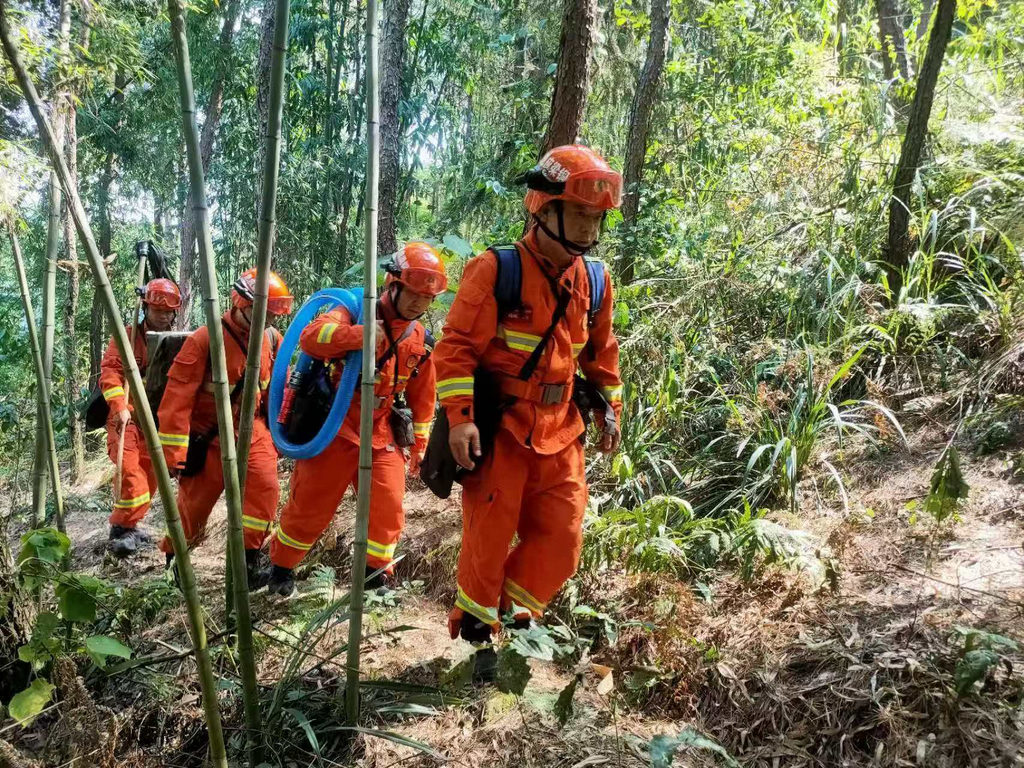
[390,406,415,448]
[181,431,212,477]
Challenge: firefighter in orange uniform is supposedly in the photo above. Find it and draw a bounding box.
[100,278,180,557]
[265,243,446,597]
[433,145,624,679]
[157,269,293,586]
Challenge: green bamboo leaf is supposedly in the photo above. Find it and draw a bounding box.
[285,707,321,756]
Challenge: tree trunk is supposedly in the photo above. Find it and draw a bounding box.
[62,6,91,483]
[618,0,669,285]
[377,0,411,255]
[255,0,276,219]
[339,3,365,265]
[885,0,956,299]
[178,0,242,328]
[876,0,911,82]
[541,0,598,154]
[32,0,73,524]
[915,0,935,41]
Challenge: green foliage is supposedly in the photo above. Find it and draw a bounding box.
[953,626,1019,697]
[7,678,56,728]
[925,446,970,525]
[17,528,70,588]
[650,727,740,768]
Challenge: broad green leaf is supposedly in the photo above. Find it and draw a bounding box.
[442,233,475,257]
[85,635,133,668]
[8,678,55,727]
[650,727,740,768]
[554,676,578,727]
[955,649,998,697]
[496,646,531,696]
[57,585,97,623]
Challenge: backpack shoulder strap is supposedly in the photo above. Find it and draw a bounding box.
[584,258,606,324]
[489,245,522,318]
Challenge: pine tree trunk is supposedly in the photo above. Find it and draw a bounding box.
[885,0,956,299]
[377,0,411,255]
[541,0,597,154]
[618,0,669,285]
[178,0,242,328]
[876,0,911,82]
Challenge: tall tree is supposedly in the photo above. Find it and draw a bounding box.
[32,0,72,523]
[377,0,411,255]
[178,0,243,327]
[61,0,91,483]
[885,0,956,298]
[619,0,670,285]
[876,0,911,82]
[541,0,598,154]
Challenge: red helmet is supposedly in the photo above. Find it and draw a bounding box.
[232,268,294,315]
[384,242,448,296]
[143,278,181,310]
[522,145,623,214]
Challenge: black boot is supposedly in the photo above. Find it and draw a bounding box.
[108,525,151,558]
[245,549,266,591]
[265,565,295,597]
[460,613,497,685]
[364,563,393,592]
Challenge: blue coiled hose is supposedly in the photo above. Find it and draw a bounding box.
[268,287,364,459]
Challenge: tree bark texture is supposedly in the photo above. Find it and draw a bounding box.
[61,3,91,483]
[915,0,935,41]
[541,0,598,154]
[377,0,411,256]
[178,0,242,328]
[876,0,911,81]
[885,0,956,299]
[619,0,669,285]
[255,0,276,219]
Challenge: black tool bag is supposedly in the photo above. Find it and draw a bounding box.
[390,403,415,449]
[82,388,110,431]
[286,360,336,444]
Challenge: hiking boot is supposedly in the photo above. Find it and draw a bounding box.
[245,549,267,591]
[472,646,498,685]
[108,525,151,558]
[364,564,393,592]
[265,565,295,597]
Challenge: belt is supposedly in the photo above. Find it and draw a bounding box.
[499,376,573,405]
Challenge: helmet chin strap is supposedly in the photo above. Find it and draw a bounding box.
[387,283,426,322]
[534,201,597,257]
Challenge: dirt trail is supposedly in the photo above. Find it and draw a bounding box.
[15,431,1024,767]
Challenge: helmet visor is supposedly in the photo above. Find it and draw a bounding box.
[565,170,623,210]
[401,267,448,296]
[267,295,294,315]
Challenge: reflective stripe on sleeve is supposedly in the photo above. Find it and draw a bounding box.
[316,323,338,344]
[102,386,126,401]
[413,422,430,437]
[158,432,189,447]
[437,377,474,400]
[599,384,624,403]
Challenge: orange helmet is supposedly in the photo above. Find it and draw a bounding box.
[383,242,448,296]
[232,268,294,315]
[143,278,181,310]
[521,145,623,214]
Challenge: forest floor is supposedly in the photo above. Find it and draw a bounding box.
[5,415,1024,768]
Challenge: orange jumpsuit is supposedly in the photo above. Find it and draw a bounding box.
[433,229,623,633]
[270,295,436,572]
[156,312,281,554]
[99,324,157,528]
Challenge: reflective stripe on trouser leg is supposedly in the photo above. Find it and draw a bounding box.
[363,446,406,573]
[503,578,547,619]
[240,420,280,550]
[502,438,587,613]
[108,421,158,528]
[453,429,530,629]
[270,434,359,569]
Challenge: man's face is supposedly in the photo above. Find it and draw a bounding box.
[396,287,433,319]
[537,201,605,250]
[145,306,175,331]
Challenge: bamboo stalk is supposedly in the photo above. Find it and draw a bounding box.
[7,220,65,537]
[164,0,262,762]
[345,0,380,725]
[0,7,229,765]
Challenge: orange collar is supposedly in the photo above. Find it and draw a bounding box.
[520,231,582,292]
